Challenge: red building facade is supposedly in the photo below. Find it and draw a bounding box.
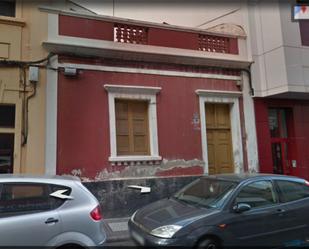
[255,99,309,180]
[43,9,257,180]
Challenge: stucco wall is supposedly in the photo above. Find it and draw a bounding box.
[57,69,241,179]
[19,1,48,174]
[0,1,57,174]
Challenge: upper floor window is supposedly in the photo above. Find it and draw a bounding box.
[0,0,16,17]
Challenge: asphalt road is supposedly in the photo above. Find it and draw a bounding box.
[104,238,136,247]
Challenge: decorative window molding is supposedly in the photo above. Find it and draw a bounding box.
[196,89,242,98]
[196,90,244,174]
[104,84,161,95]
[104,84,162,163]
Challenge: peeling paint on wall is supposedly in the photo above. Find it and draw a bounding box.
[57,70,242,180]
[71,168,83,176]
[93,159,205,181]
[233,149,244,174]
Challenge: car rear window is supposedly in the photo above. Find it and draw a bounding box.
[50,184,72,209]
[0,182,72,217]
[275,180,309,203]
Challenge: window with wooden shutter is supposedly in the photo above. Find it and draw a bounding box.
[115,99,149,156]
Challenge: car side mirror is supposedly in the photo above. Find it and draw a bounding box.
[233,203,251,213]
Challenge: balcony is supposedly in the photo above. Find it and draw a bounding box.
[41,7,250,69]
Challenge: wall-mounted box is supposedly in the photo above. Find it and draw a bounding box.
[29,66,39,83]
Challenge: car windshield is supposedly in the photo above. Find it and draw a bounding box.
[174,178,237,209]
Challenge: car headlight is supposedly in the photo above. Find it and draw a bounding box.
[150,225,182,238]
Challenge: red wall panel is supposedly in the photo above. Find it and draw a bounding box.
[229,38,239,54]
[59,15,114,41]
[254,98,309,179]
[254,99,273,173]
[148,28,198,50]
[58,15,238,54]
[57,71,240,178]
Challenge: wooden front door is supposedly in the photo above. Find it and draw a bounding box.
[206,103,234,174]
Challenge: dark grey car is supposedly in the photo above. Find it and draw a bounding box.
[129,174,309,248]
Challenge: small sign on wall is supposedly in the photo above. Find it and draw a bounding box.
[192,113,200,131]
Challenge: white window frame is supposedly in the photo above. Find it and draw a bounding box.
[196,90,244,175]
[104,84,162,162]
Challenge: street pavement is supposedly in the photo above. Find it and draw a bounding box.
[103,217,136,246]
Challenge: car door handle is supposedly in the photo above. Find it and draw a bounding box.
[45,218,59,224]
[277,208,286,212]
[276,209,286,216]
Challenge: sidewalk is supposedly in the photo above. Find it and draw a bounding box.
[103,217,131,242]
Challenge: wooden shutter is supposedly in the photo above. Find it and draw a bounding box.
[115,99,149,156]
[115,100,130,155]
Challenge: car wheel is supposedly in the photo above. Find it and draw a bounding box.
[197,238,220,249]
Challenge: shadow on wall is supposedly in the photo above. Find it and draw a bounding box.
[84,175,200,218]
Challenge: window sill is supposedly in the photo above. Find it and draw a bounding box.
[109,155,162,162]
[0,16,26,27]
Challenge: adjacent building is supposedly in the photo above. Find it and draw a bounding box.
[0,0,47,174]
[0,0,95,175]
[248,0,309,179]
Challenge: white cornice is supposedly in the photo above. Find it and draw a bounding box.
[104,84,161,95]
[57,62,242,81]
[196,89,242,97]
[206,23,247,38]
[43,37,251,69]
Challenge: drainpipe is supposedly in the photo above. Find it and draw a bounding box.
[0,53,55,146]
[241,63,254,96]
